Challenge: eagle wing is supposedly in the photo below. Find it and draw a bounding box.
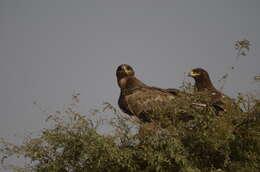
[124,87,176,122]
[165,88,191,97]
[193,90,241,113]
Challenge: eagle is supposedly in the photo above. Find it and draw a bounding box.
[116,64,181,122]
[188,68,239,112]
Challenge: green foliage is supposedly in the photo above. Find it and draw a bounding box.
[1,92,259,172]
[234,39,251,57]
[219,39,251,89]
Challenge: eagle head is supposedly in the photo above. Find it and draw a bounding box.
[188,68,215,91]
[188,68,209,80]
[116,64,146,89]
[116,64,135,80]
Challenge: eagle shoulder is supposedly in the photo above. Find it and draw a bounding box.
[124,87,176,120]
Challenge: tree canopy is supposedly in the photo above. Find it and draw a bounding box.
[0,91,259,172]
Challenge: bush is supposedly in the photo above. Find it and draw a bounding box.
[1,92,259,172]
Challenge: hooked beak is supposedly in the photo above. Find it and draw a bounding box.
[123,66,131,75]
[188,71,200,77]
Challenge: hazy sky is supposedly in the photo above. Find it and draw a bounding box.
[0,0,259,141]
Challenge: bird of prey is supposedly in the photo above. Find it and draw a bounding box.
[188,68,239,112]
[116,64,180,122]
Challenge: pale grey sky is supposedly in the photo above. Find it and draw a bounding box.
[0,0,259,141]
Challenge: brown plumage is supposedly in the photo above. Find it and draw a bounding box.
[116,64,179,122]
[188,68,238,112]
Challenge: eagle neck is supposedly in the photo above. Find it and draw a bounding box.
[195,77,216,92]
[119,76,146,90]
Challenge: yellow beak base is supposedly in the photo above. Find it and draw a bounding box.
[188,71,200,77]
